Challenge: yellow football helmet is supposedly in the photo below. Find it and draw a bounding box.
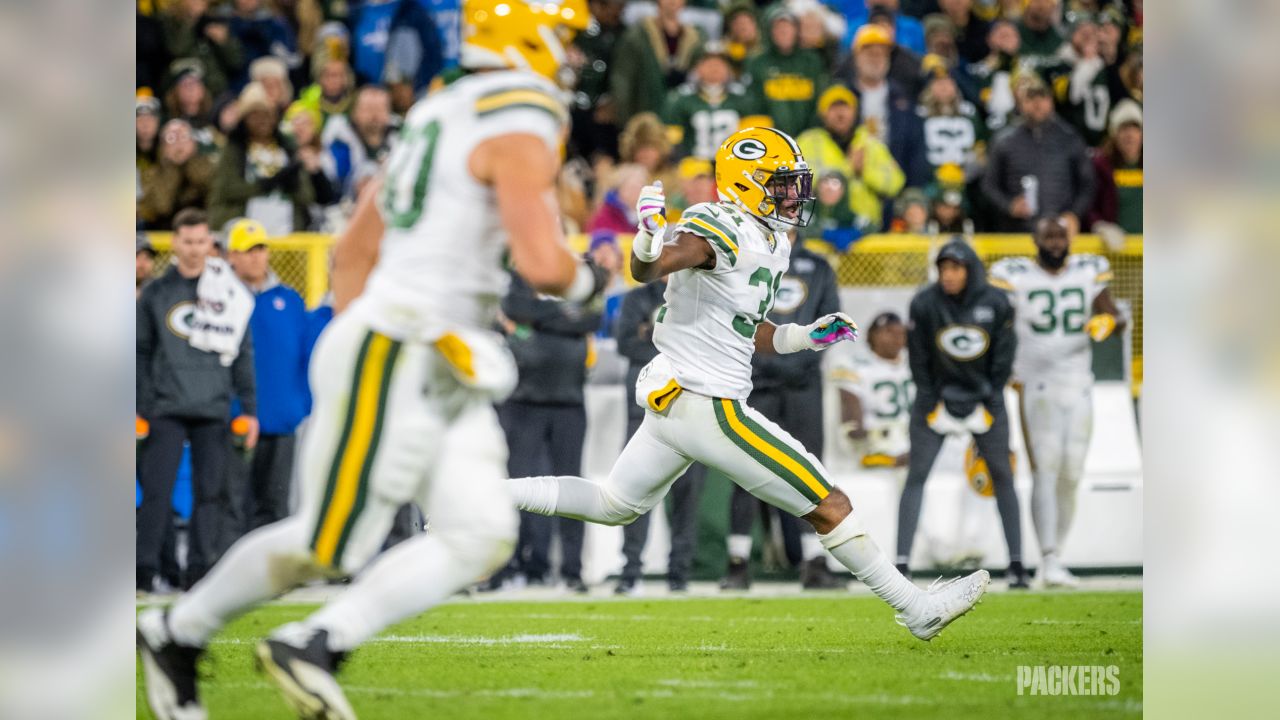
[460,0,589,83]
[714,127,816,230]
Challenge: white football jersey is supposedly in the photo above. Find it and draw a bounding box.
[830,349,914,458]
[652,201,792,399]
[989,254,1113,384]
[357,69,566,340]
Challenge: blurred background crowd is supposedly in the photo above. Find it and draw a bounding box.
[136,0,1143,244]
[135,0,1144,595]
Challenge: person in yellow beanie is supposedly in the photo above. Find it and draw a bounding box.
[796,85,905,230]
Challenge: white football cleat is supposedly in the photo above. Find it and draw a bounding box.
[1040,556,1080,588]
[898,569,990,641]
[137,608,208,720]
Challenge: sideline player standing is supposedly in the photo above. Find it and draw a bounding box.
[511,126,989,640]
[833,312,913,474]
[895,238,1027,588]
[989,216,1125,587]
[138,3,608,719]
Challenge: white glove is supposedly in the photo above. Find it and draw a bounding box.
[772,312,859,354]
[636,181,667,234]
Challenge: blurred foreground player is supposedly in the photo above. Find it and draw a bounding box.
[989,215,1125,587]
[896,238,1027,588]
[137,3,608,719]
[510,126,989,641]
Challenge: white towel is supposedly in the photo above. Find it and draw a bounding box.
[189,257,255,367]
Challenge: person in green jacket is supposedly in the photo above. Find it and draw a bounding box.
[742,4,829,137]
[610,0,705,129]
[796,85,905,231]
[663,43,770,159]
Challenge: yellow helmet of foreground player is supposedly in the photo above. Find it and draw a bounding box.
[460,0,589,83]
[714,127,816,231]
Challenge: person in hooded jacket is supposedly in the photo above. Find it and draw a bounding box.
[895,238,1028,588]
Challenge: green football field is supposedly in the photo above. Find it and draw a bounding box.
[137,590,1142,719]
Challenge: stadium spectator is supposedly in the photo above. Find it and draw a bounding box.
[796,85,904,231]
[802,170,861,249]
[1088,99,1142,235]
[229,0,299,75]
[664,43,766,160]
[321,85,395,201]
[587,163,649,235]
[618,112,678,190]
[495,272,604,593]
[349,0,443,95]
[722,1,762,71]
[208,82,315,232]
[890,187,929,232]
[861,6,924,97]
[249,56,296,113]
[224,219,312,529]
[283,102,339,208]
[938,0,991,63]
[1116,46,1141,105]
[793,0,849,68]
[743,5,826,138]
[838,24,930,187]
[836,0,927,55]
[164,60,216,137]
[966,18,1021,133]
[917,62,987,180]
[723,236,846,591]
[1017,0,1064,69]
[614,278,707,595]
[980,74,1095,233]
[897,238,1026,587]
[138,119,217,230]
[667,156,718,223]
[136,234,157,297]
[298,57,356,123]
[136,95,163,176]
[569,0,628,161]
[136,208,257,591]
[1042,12,1111,146]
[138,6,172,93]
[925,163,973,234]
[160,0,245,99]
[610,0,705,129]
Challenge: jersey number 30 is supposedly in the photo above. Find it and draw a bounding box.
[732,267,783,339]
[381,120,441,229]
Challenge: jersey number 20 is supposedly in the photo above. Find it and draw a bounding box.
[381,120,442,229]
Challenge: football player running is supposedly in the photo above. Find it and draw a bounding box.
[989,215,1125,588]
[137,2,608,719]
[510,127,989,640]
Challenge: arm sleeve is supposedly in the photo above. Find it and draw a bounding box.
[615,288,656,362]
[232,327,258,416]
[136,292,156,418]
[907,294,937,405]
[674,204,740,275]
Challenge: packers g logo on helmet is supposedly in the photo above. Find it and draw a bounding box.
[715,127,816,231]
[460,0,589,83]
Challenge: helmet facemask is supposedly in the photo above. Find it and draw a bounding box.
[759,166,816,230]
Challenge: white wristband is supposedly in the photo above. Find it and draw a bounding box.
[632,227,663,263]
[772,323,809,354]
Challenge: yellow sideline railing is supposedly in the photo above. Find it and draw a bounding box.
[144,231,1143,371]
